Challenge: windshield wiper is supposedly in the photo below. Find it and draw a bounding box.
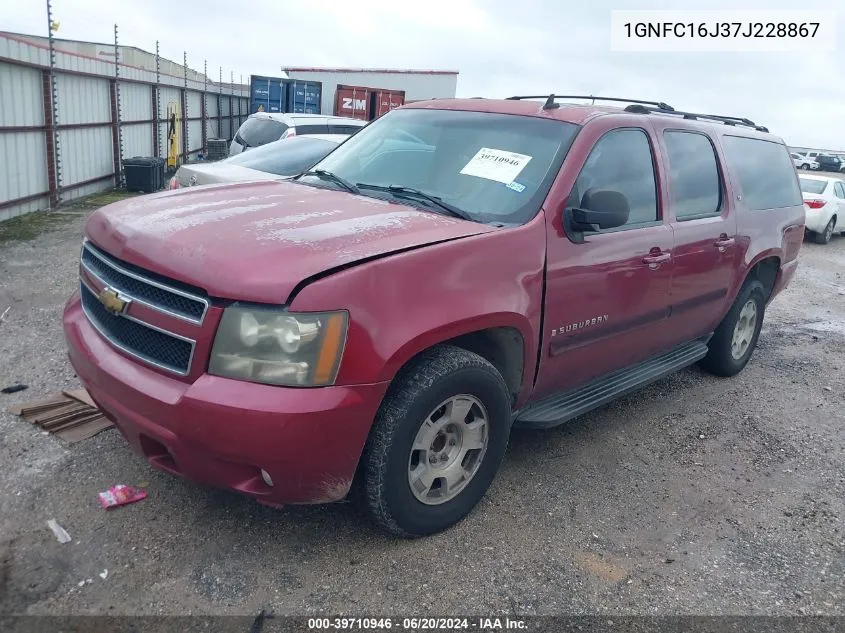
[299,169,359,194]
[356,184,474,222]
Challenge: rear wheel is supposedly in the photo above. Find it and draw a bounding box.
[362,346,511,537]
[699,280,765,377]
[813,218,835,244]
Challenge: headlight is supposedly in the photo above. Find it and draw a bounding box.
[209,305,348,387]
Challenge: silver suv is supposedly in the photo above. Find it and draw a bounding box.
[230,113,366,155]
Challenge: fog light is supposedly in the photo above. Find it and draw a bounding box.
[261,469,274,487]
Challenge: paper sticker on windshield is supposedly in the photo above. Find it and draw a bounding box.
[506,181,526,193]
[460,148,532,184]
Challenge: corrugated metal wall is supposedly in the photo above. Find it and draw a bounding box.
[121,82,154,159]
[206,94,219,139]
[0,32,249,221]
[0,61,47,221]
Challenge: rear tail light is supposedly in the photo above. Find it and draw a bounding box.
[805,199,826,209]
[168,176,181,190]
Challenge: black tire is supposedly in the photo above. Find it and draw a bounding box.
[801,164,810,170]
[699,280,766,377]
[362,345,511,537]
[813,218,835,244]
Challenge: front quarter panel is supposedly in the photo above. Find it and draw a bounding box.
[289,215,548,405]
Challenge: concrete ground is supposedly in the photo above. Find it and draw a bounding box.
[1,197,844,617]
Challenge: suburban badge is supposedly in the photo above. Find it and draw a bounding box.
[551,315,609,337]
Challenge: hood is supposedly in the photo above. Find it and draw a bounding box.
[176,163,283,187]
[85,180,496,304]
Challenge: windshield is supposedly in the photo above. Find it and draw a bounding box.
[224,136,340,176]
[236,117,288,148]
[799,178,827,195]
[300,108,579,224]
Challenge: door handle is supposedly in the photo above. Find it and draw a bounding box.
[714,236,735,251]
[642,252,671,267]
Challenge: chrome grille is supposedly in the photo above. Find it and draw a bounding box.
[80,282,194,375]
[81,242,208,323]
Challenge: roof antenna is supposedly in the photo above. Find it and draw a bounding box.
[543,94,559,110]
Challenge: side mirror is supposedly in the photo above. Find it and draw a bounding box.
[563,189,630,243]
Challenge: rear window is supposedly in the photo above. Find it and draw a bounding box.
[799,178,828,195]
[329,125,365,135]
[225,136,339,177]
[236,117,288,148]
[293,124,329,135]
[721,136,803,210]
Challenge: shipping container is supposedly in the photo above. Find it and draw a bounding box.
[284,68,457,117]
[286,80,322,114]
[334,85,373,121]
[250,75,288,114]
[373,89,406,117]
[333,85,406,121]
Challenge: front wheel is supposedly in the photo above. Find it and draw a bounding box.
[801,164,810,170]
[362,345,512,537]
[699,280,766,377]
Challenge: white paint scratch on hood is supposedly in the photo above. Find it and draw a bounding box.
[263,211,422,244]
[249,210,345,230]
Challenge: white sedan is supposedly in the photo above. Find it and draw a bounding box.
[169,134,347,189]
[791,152,818,171]
[799,175,845,244]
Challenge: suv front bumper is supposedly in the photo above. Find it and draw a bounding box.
[63,292,389,505]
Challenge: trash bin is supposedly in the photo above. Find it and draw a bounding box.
[123,157,166,193]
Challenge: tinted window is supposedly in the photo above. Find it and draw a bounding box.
[574,129,658,226]
[225,136,339,176]
[664,131,721,219]
[306,108,579,224]
[236,118,288,148]
[799,178,827,195]
[721,136,803,210]
[330,125,365,135]
[293,124,329,135]
[835,182,845,198]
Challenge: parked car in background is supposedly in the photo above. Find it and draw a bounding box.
[170,135,347,189]
[799,175,845,244]
[64,96,804,536]
[229,113,366,155]
[791,152,818,171]
[814,154,842,173]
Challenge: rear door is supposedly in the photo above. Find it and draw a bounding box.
[652,123,740,343]
[535,122,675,398]
[834,182,845,229]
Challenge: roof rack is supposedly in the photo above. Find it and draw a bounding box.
[623,103,769,132]
[505,94,674,111]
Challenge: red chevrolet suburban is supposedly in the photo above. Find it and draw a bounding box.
[63,95,805,536]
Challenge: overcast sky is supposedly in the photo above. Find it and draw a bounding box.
[5,0,844,149]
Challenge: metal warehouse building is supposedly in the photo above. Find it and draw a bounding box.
[281,67,458,118]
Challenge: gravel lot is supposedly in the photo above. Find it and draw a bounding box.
[1,198,844,617]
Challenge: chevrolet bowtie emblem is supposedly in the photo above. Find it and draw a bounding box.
[97,287,131,314]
